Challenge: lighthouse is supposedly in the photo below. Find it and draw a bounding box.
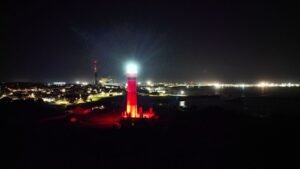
[125,62,139,118]
[122,62,156,119]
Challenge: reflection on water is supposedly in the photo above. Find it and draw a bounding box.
[179,100,186,108]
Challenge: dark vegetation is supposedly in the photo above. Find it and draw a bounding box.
[2,95,300,169]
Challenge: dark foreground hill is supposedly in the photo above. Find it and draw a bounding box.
[2,96,300,169]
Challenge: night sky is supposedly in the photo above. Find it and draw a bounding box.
[1,0,300,83]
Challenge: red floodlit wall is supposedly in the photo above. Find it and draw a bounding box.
[126,74,138,118]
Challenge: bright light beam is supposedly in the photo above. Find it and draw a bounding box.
[125,62,138,74]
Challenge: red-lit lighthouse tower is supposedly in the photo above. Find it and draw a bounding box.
[124,63,139,118]
[123,62,156,119]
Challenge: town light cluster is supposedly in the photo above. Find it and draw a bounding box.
[201,82,300,88]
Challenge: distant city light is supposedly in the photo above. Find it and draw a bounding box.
[55,99,70,105]
[257,82,267,88]
[53,82,66,86]
[125,62,138,74]
[0,94,7,98]
[2,79,300,104]
[192,81,299,88]
[75,81,89,85]
[254,82,300,88]
[146,80,153,86]
[42,97,55,102]
[239,84,246,88]
[81,82,88,86]
[29,93,35,98]
[213,83,222,89]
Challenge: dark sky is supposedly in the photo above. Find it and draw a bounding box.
[1,0,300,83]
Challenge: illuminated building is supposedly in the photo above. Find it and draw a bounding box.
[123,62,156,119]
[99,77,120,88]
[124,62,139,118]
[99,77,113,85]
[53,82,66,86]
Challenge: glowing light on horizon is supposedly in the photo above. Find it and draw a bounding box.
[194,81,300,88]
[53,82,66,86]
[257,82,267,88]
[42,97,55,102]
[213,83,222,89]
[146,80,153,86]
[55,99,70,105]
[29,93,35,98]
